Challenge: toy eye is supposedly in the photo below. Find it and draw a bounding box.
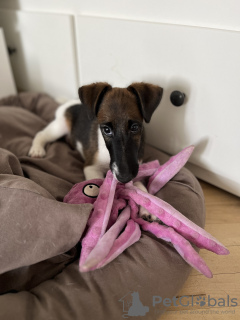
[131,123,140,133]
[102,126,113,137]
[83,184,100,198]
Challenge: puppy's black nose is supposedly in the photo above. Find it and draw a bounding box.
[116,174,133,184]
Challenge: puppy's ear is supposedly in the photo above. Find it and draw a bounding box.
[78,82,112,119]
[127,82,163,123]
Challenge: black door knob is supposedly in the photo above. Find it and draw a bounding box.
[8,46,17,55]
[170,91,185,107]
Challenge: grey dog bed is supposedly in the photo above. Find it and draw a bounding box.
[0,92,205,319]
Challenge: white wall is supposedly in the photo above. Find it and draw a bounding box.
[0,0,239,31]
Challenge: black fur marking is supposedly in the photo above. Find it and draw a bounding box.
[104,127,142,183]
[65,104,98,156]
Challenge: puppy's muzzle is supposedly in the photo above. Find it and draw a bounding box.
[112,163,139,184]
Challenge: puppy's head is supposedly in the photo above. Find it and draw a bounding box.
[79,82,163,183]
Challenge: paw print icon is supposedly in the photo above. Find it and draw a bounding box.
[196,296,206,307]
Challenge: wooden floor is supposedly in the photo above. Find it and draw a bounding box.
[161,180,240,320]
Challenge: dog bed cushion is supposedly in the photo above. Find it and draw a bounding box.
[0,93,205,319]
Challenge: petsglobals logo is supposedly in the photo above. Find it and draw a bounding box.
[153,295,238,308]
[119,292,149,318]
[119,292,238,318]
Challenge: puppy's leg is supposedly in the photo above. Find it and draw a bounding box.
[83,145,109,180]
[28,120,69,157]
[84,165,105,180]
[28,101,77,157]
[134,181,158,222]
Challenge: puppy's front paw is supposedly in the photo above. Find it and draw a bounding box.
[139,206,159,222]
[28,145,46,158]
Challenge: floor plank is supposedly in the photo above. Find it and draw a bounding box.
[160,180,240,319]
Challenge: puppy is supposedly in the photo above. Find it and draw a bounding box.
[29,82,163,219]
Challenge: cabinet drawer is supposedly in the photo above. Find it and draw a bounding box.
[0,10,78,99]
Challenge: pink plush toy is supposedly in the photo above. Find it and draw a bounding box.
[64,146,229,278]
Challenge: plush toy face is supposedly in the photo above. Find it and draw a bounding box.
[64,179,103,205]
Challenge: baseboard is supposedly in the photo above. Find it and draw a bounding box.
[186,162,240,197]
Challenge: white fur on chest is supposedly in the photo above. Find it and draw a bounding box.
[83,127,110,180]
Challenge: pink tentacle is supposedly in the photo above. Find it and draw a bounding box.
[148,146,194,194]
[140,220,213,278]
[100,172,118,237]
[115,184,139,219]
[129,199,139,220]
[121,185,229,255]
[80,206,131,272]
[79,171,117,267]
[133,160,160,182]
[96,220,141,270]
[107,198,126,229]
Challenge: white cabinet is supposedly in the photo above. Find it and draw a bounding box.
[0,28,16,98]
[0,10,78,99]
[76,16,240,196]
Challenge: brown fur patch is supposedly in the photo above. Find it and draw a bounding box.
[65,116,73,131]
[97,88,143,125]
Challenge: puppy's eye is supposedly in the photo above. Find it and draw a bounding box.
[102,126,113,137]
[131,123,140,133]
